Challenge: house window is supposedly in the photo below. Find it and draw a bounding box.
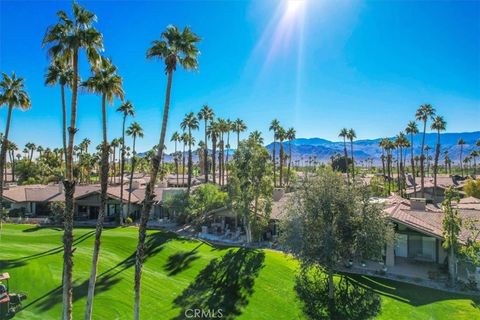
[108,204,120,216]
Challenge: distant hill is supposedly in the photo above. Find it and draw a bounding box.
[266,131,480,164]
[140,131,479,165]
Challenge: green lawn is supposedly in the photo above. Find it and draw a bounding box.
[0,224,478,319]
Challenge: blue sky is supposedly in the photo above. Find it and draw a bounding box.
[0,0,479,153]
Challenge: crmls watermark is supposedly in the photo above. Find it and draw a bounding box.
[184,308,224,318]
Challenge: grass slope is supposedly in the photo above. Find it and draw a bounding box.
[0,224,479,319]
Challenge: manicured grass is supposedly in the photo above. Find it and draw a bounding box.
[0,224,479,319]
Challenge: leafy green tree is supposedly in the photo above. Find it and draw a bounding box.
[442,187,462,286]
[464,179,480,198]
[280,169,392,303]
[228,136,273,243]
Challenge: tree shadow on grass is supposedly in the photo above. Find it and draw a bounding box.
[345,273,480,307]
[173,248,265,320]
[23,230,173,313]
[22,226,63,233]
[0,231,95,270]
[164,243,202,276]
[296,267,381,320]
[98,230,175,279]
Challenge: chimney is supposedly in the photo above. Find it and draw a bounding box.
[132,180,141,190]
[58,182,64,194]
[410,198,426,211]
[273,188,285,202]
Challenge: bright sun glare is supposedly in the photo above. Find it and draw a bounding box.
[286,0,305,18]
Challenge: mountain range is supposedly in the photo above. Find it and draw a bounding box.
[145,131,479,165]
[265,131,480,164]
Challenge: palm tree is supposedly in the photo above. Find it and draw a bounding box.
[110,138,120,184]
[233,118,247,147]
[45,58,73,172]
[181,132,188,186]
[25,142,36,163]
[116,101,135,218]
[81,56,124,319]
[197,105,214,182]
[339,128,350,184]
[430,116,446,202]
[0,72,31,236]
[405,121,419,195]
[415,103,436,197]
[126,122,144,218]
[208,121,219,184]
[347,128,356,181]
[425,145,432,176]
[286,127,296,187]
[276,127,286,187]
[395,132,408,196]
[180,112,199,193]
[379,138,389,184]
[249,130,264,145]
[217,118,228,186]
[458,138,466,177]
[385,140,395,194]
[137,25,200,319]
[170,131,181,186]
[7,141,18,182]
[269,119,280,187]
[43,4,103,314]
[224,119,233,185]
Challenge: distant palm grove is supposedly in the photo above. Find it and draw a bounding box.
[1,2,480,320]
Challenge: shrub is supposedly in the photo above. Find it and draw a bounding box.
[464,179,480,199]
[49,201,65,224]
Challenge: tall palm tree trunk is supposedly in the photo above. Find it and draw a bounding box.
[420,121,426,197]
[61,84,68,175]
[460,146,464,177]
[134,70,172,320]
[381,149,386,182]
[279,142,284,187]
[212,138,217,184]
[203,120,208,182]
[350,140,355,181]
[174,141,179,186]
[128,136,137,218]
[0,104,14,234]
[433,132,441,203]
[343,138,350,184]
[225,132,230,185]
[409,134,416,196]
[272,138,276,187]
[287,141,292,187]
[85,95,109,320]
[187,129,192,193]
[62,49,79,320]
[119,115,127,223]
[182,143,186,186]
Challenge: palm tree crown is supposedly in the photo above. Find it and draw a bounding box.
[82,57,124,103]
[146,25,201,73]
[0,72,32,110]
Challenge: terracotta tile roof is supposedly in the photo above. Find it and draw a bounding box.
[384,196,480,243]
